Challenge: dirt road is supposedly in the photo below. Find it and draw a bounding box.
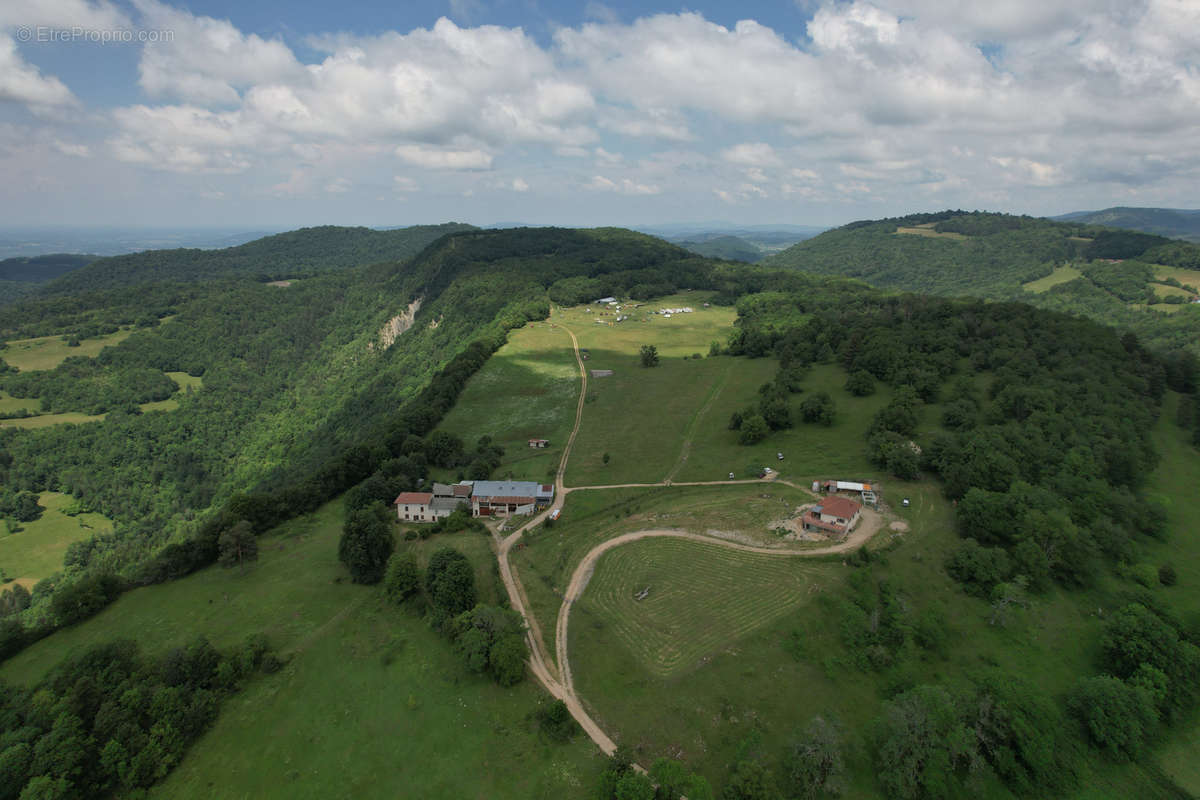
[492,313,883,761]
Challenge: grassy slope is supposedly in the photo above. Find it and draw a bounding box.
[436,319,580,483]
[1,328,134,370]
[512,482,817,666]
[579,537,820,676]
[0,492,113,587]
[1024,265,1083,292]
[0,500,601,799]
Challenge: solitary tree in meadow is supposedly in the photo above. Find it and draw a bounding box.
[639,345,659,367]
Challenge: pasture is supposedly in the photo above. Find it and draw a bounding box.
[894,225,968,240]
[0,370,201,427]
[0,492,113,586]
[436,320,579,482]
[511,483,818,662]
[555,292,738,358]
[1,328,133,371]
[1024,264,1083,293]
[0,390,39,415]
[576,537,818,677]
[1152,265,1200,292]
[1,499,601,799]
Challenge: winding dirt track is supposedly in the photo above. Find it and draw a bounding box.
[494,314,881,759]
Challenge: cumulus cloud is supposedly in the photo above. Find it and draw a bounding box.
[586,175,661,195]
[134,0,302,105]
[395,144,493,170]
[9,1,1200,212]
[0,36,77,109]
[722,143,782,167]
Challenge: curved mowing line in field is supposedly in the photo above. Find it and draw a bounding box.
[495,314,883,764]
[582,538,813,676]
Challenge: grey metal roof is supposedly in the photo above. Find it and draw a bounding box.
[467,480,553,499]
[432,482,454,497]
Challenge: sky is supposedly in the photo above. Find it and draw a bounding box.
[2,0,1199,230]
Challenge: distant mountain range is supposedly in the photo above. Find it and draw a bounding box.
[1052,207,1200,242]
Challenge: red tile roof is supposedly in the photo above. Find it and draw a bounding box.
[394,492,433,505]
[818,495,861,519]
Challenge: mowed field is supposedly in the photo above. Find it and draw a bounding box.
[1024,264,1083,293]
[511,482,818,664]
[1,500,601,799]
[576,537,818,677]
[1,328,134,371]
[0,492,113,587]
[436,320,579,482]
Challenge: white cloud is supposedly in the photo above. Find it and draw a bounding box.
[52,140,90,157]
[134,0,301,105]
[586,175,661,195]
[0,0,129,30]
[722,142,781,167]
[0,36,77,109]
[395,144,493,170]
[511,177,530,192]
[325,177,351,193]
[393,175,420,192]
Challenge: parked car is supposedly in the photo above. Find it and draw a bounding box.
[901,498,910,507]
[777,452,784,460]
[549,508,561,520]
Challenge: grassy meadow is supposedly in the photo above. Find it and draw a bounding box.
[1023,264,1083,293]
[1152,265,1200,292]
[436,319,580,482]
[0,492,113,587]
[1,328,134,371]
[512,482,820,664]
[0,499,602,799]
[578,537,820,677]
[0,370,202,428]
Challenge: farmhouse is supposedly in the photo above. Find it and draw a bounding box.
[466,480,555,518]
[395,480,552,521]
[802,495,862,538]
[394,492,434,522]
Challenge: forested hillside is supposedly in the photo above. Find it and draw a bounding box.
[41,223,476,295]
[0,255,98,307]
[0,227,734,650]
[1056,207,1200,243]
[674,234,764,262]
[764,211,1200,355]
